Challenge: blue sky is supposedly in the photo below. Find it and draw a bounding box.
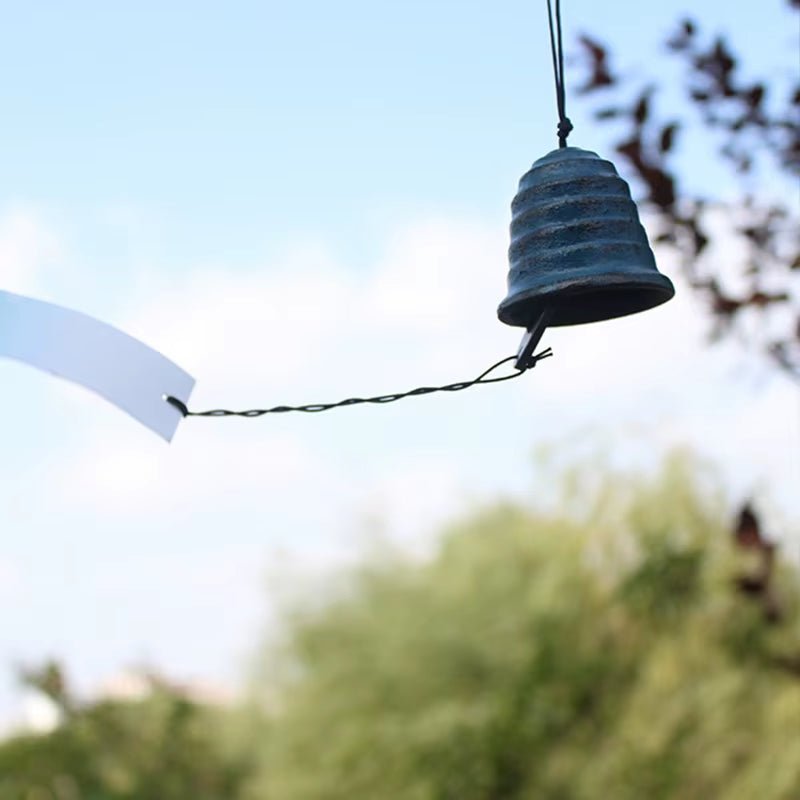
[1,0,799,727]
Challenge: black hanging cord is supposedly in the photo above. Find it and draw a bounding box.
[547,0,573,147]
[165,348,553,419]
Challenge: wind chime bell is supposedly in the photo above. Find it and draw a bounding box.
[498,146,675,366]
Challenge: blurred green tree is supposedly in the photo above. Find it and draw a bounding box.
[3,457,797,799]
[248,453,800,799]
[0,667,257,800]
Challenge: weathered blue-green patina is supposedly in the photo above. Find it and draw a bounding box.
[498,146,674,331]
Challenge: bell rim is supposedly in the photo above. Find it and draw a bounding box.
[497,270,675,328]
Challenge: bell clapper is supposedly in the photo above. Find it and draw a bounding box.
[515,309,551,370]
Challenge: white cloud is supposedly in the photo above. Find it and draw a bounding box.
[55,426,325,515]
[0,557,24,603]
[3,211,799,736]
[42,218,517,526]
[39,215,799,530]
[114,217,514,397]
[0,209,61,295]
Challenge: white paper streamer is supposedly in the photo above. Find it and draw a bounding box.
[0,290,194,442]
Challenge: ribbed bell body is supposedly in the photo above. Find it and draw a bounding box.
[498,147,674,328]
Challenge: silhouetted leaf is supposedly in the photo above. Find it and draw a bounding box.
[745,83,765,111]
[633,90,651,125]
[595,107,623,120]
[667,18,697,51]
[576,34,616,93]
[659,123,680,153]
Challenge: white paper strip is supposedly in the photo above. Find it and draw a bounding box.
[0,290,194,442]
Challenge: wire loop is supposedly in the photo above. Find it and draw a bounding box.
[165,348,553,419]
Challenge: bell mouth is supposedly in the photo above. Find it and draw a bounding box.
[497,271,675,328]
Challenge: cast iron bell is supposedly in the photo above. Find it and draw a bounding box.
[498,146,674,366]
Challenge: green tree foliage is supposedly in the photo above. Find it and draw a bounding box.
[2,457,798,798]
[0,671,256,800]
[249,454,800,799]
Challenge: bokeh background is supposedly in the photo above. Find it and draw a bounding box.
[1,0,798,797]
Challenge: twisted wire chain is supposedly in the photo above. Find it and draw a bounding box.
[547,0,573,147]
[164,348,553,418]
